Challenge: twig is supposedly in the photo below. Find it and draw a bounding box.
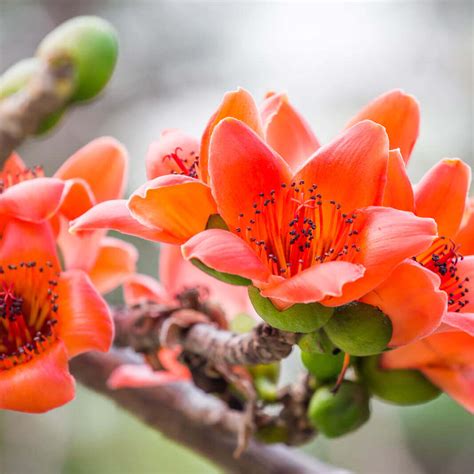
[70,350,350,474]
[0,55,75,164]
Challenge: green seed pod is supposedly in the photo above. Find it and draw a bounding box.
[0,58,65,134]
[298,329,336,354]
[191,259,251,286]
[37,16,118,102]
[308,381,370,438]
[248,286,333,333]
[324,302,392,356]
[301,351,345,383]
[357,355,440,405]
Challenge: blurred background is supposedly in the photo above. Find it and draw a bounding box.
[0,1,473,473]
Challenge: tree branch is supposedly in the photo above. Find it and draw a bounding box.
[0,55,75,164]
[70,350,349,474]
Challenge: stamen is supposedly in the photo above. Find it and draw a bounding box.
[0,165,44,194]
[162,147,200,178]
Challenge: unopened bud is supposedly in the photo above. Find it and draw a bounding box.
[301,351,345,383]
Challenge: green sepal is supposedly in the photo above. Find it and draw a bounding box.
[206,214,229,231]
[301,351,345,383]
[308,381,370,438]
[37,16,118,102]
[248,286,333,333]
[324,302,392,356]
[298,329,336,354]
[356,355,440,406]
[190,258,251,286]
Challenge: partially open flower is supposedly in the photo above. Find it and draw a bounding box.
[0,218,112,413]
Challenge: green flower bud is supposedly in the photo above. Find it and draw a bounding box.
[37,16,118,102]
[230,313,256,334]
[256,424,289,444]
[249,363,280,402]
[357,355,440,405]
[0,58,65,135]
[324,302,392,356]
[298,329,336,354]
[308,381,370,438]
[301,351,345,383]
[191,259,251,286]
[206,213,229,231]
[248,286,333,333]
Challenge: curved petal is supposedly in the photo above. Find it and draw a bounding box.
[260,260,365,305]
[59,178,96,220]
[2,152,27,173]
[0,341,75,413]
[146,129,200,179]
[122,274,170,306]
[70,200,178,243]
[0,177,65,222]
[182,229,271,282]
[87,237,138,294]
[107,364,188,389]
[414,159,471,238]
[128,175,217,244]
[57,270,113,358]
[209,118,292,230]
[442,312,474,336]
[160,243,252,315]
[54,137,128,202]
[345,89,420,163]
[362,259,447,346]
[325,206,437,306]
[200,87,264,182]
[382,149,415,212]
[0,218,59,269]
[455,198,474,255]
[260,92,320,169]
[294,120,389,212]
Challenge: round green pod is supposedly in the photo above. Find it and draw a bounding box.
[301,351,345,382]
[37,16,118,102]
[357,355,440,405]
[324,302,392,356]
[248,286,333,333]
[308,381,370,438]
[298,329,336,354]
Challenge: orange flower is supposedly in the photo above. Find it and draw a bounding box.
[362,157,473,343]
[2,138,137,294]
[71,88,420,245]
[0,218,112,413]
[381,331,474,413]
[182,118,436,314]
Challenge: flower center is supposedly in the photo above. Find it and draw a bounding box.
[0,165,44,194]
[162,147,200,178]
[0,261,60,370]
[414,237,470,312]
[235,181,361,277]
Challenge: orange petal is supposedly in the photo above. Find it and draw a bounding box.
[160,243,252,316]
[146,129,200,179]
[2,152,27,173]
[362,259,446,346]
[128,175,217,244]
[0,341,75,413]
[294,120,389,213]
[455,198,474,255]
[0,218,60,269]
[182,229,271,282]
[70,200,179,243]
[0,177,65,222]
[55,137,128,202]
[107,364,188,389]
[60,178,96,220]
[200,88,264,182]
[57,270,113,358]
[325,206,437,306]
[122,273,170,306]
[345,89,420,163]
[260,260,365,305]
[208,118,292,230]
[260,92,320,169]
[382,149,415,212]
[414,159,471,238]
[87,237,138,294]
